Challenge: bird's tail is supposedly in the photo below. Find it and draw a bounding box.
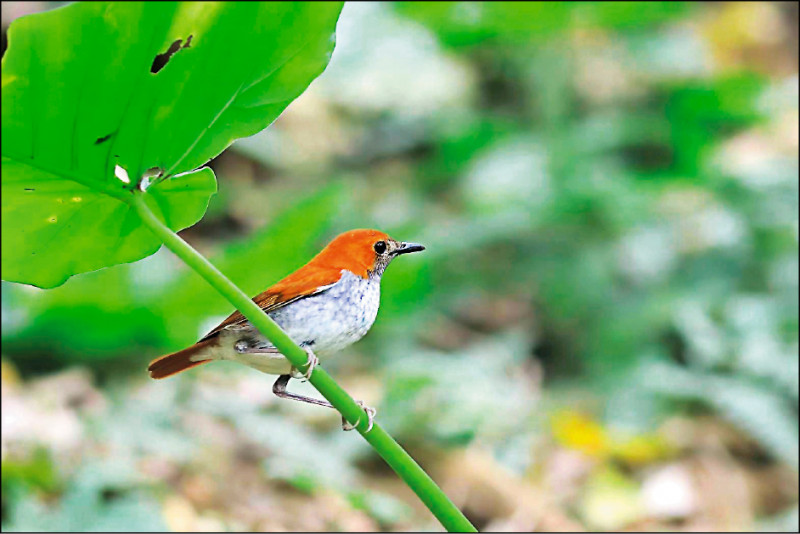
[148,338,216,379]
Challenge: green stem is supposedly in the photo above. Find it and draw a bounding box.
[131,193,477,533]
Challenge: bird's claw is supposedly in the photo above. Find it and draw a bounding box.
[289,347,318,382]
[342,401,376,432]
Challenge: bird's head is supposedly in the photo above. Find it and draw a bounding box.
[314,229,425,279]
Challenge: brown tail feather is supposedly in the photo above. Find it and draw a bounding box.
[148,338,216,379]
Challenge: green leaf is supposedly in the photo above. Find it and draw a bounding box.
[1,165,215,288]
[2,1,343,288]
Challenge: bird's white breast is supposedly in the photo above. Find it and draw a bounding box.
[212,270,382,375]
[268,269,381,356]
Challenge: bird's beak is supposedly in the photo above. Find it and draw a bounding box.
[393,242,426,256]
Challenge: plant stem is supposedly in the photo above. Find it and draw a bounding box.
[131,193,477,533]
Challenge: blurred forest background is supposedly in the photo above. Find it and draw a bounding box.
[2,1,798,531]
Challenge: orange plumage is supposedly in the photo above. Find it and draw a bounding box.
[148,229,423,379]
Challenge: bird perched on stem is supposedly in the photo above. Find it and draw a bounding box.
[148,229,425,430]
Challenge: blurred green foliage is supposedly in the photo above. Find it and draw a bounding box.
[2,1,797,531]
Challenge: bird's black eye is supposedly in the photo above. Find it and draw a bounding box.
[374,241,387,254]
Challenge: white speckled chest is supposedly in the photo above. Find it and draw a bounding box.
[223,269,381,366]
[268,269,381,355]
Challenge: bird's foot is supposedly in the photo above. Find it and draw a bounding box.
[342,400,376,432]
[289,347,318,382]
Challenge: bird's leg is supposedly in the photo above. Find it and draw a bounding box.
[236,340,375,432]
[342,400,376,432]
[272,374,334,408]
[234,339,279,355]
[271,374,377,432]
[289,346,318,382]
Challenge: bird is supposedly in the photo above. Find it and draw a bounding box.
[148,228,425,430]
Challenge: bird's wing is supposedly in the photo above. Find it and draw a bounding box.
[199,267,342,342]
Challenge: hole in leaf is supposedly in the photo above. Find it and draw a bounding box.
[95,132,114,145]
[151,35,193,74]
[24,188,35,192]
[114,164,130,184]
[139,167,164,192]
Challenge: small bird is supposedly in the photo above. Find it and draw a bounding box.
[148,229,424,430]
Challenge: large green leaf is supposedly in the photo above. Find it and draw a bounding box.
[1,162,216,288]
[2,1,343,288]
